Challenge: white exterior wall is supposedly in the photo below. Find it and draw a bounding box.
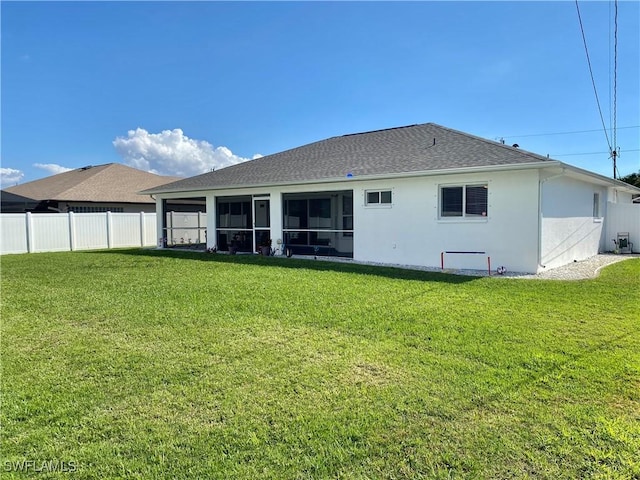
[151,168,638,274]
[606,188,634,204]
[540,176,607,269]
[352,170,541,273]
[154,171,541,272]
[605,202,640,253]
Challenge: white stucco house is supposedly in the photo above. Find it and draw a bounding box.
[142,123,640,274]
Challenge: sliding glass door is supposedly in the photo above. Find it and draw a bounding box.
[282,190,353,257]
[216,196,252,252]
[253,197,270,251]
[216,195,271,253]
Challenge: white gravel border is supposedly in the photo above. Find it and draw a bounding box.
[297,253,638,281]
[500,254,637,280]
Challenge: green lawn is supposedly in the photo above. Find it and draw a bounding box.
[1,250,639,479]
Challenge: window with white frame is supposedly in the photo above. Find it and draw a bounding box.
[440,184,488,218]
[365,189,392,206]
[593,192,600,218]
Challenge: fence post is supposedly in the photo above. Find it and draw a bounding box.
[25,212,34,253]
[169,211,174,245]
[106,211,113,249]
[140,212,146,247]
[68,211,76,251]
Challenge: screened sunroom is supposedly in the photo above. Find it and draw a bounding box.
[282,190,353,257]
[214,190,353,257]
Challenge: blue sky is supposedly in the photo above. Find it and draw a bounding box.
[2,1,638,187]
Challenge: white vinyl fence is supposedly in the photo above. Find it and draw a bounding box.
[165,211,207,247]
[605,202,640,253]
[0,212,160,255]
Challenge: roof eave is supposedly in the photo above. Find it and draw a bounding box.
[144,161,559,196]
[561,164,640,193]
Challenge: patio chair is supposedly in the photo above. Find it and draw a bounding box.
[615,232,633,254]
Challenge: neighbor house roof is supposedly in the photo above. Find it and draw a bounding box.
[143,123,560,195]
[4,163,181,203]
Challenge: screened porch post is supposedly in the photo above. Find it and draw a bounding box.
[206,194,217,250]
[269,191,283,248]
[156,197,166,248]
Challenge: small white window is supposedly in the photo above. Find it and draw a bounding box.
[593,193,600,218]
[365,190,392,206]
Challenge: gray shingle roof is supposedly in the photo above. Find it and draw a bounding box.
[144,123,555,194]
[4,163,181,203]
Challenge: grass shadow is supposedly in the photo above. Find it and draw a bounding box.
[88,248,480,284]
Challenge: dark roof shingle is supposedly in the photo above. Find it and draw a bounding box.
[145,123,554,194]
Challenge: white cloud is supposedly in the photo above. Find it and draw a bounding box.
[113,128,256,177]
[34,163,74,175]
[1,167,24,188]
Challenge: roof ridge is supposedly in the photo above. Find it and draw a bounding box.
[432,123,554,163]
[339,123,422,138]
[73,162,113,171]
[54,163,114,198]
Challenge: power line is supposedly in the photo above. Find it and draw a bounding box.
[613,0,618,153]
[609,0,612,136]
[499,125,639,139]
[552,148,639,157]
[575,0,612,153]
[612,0,619,178]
